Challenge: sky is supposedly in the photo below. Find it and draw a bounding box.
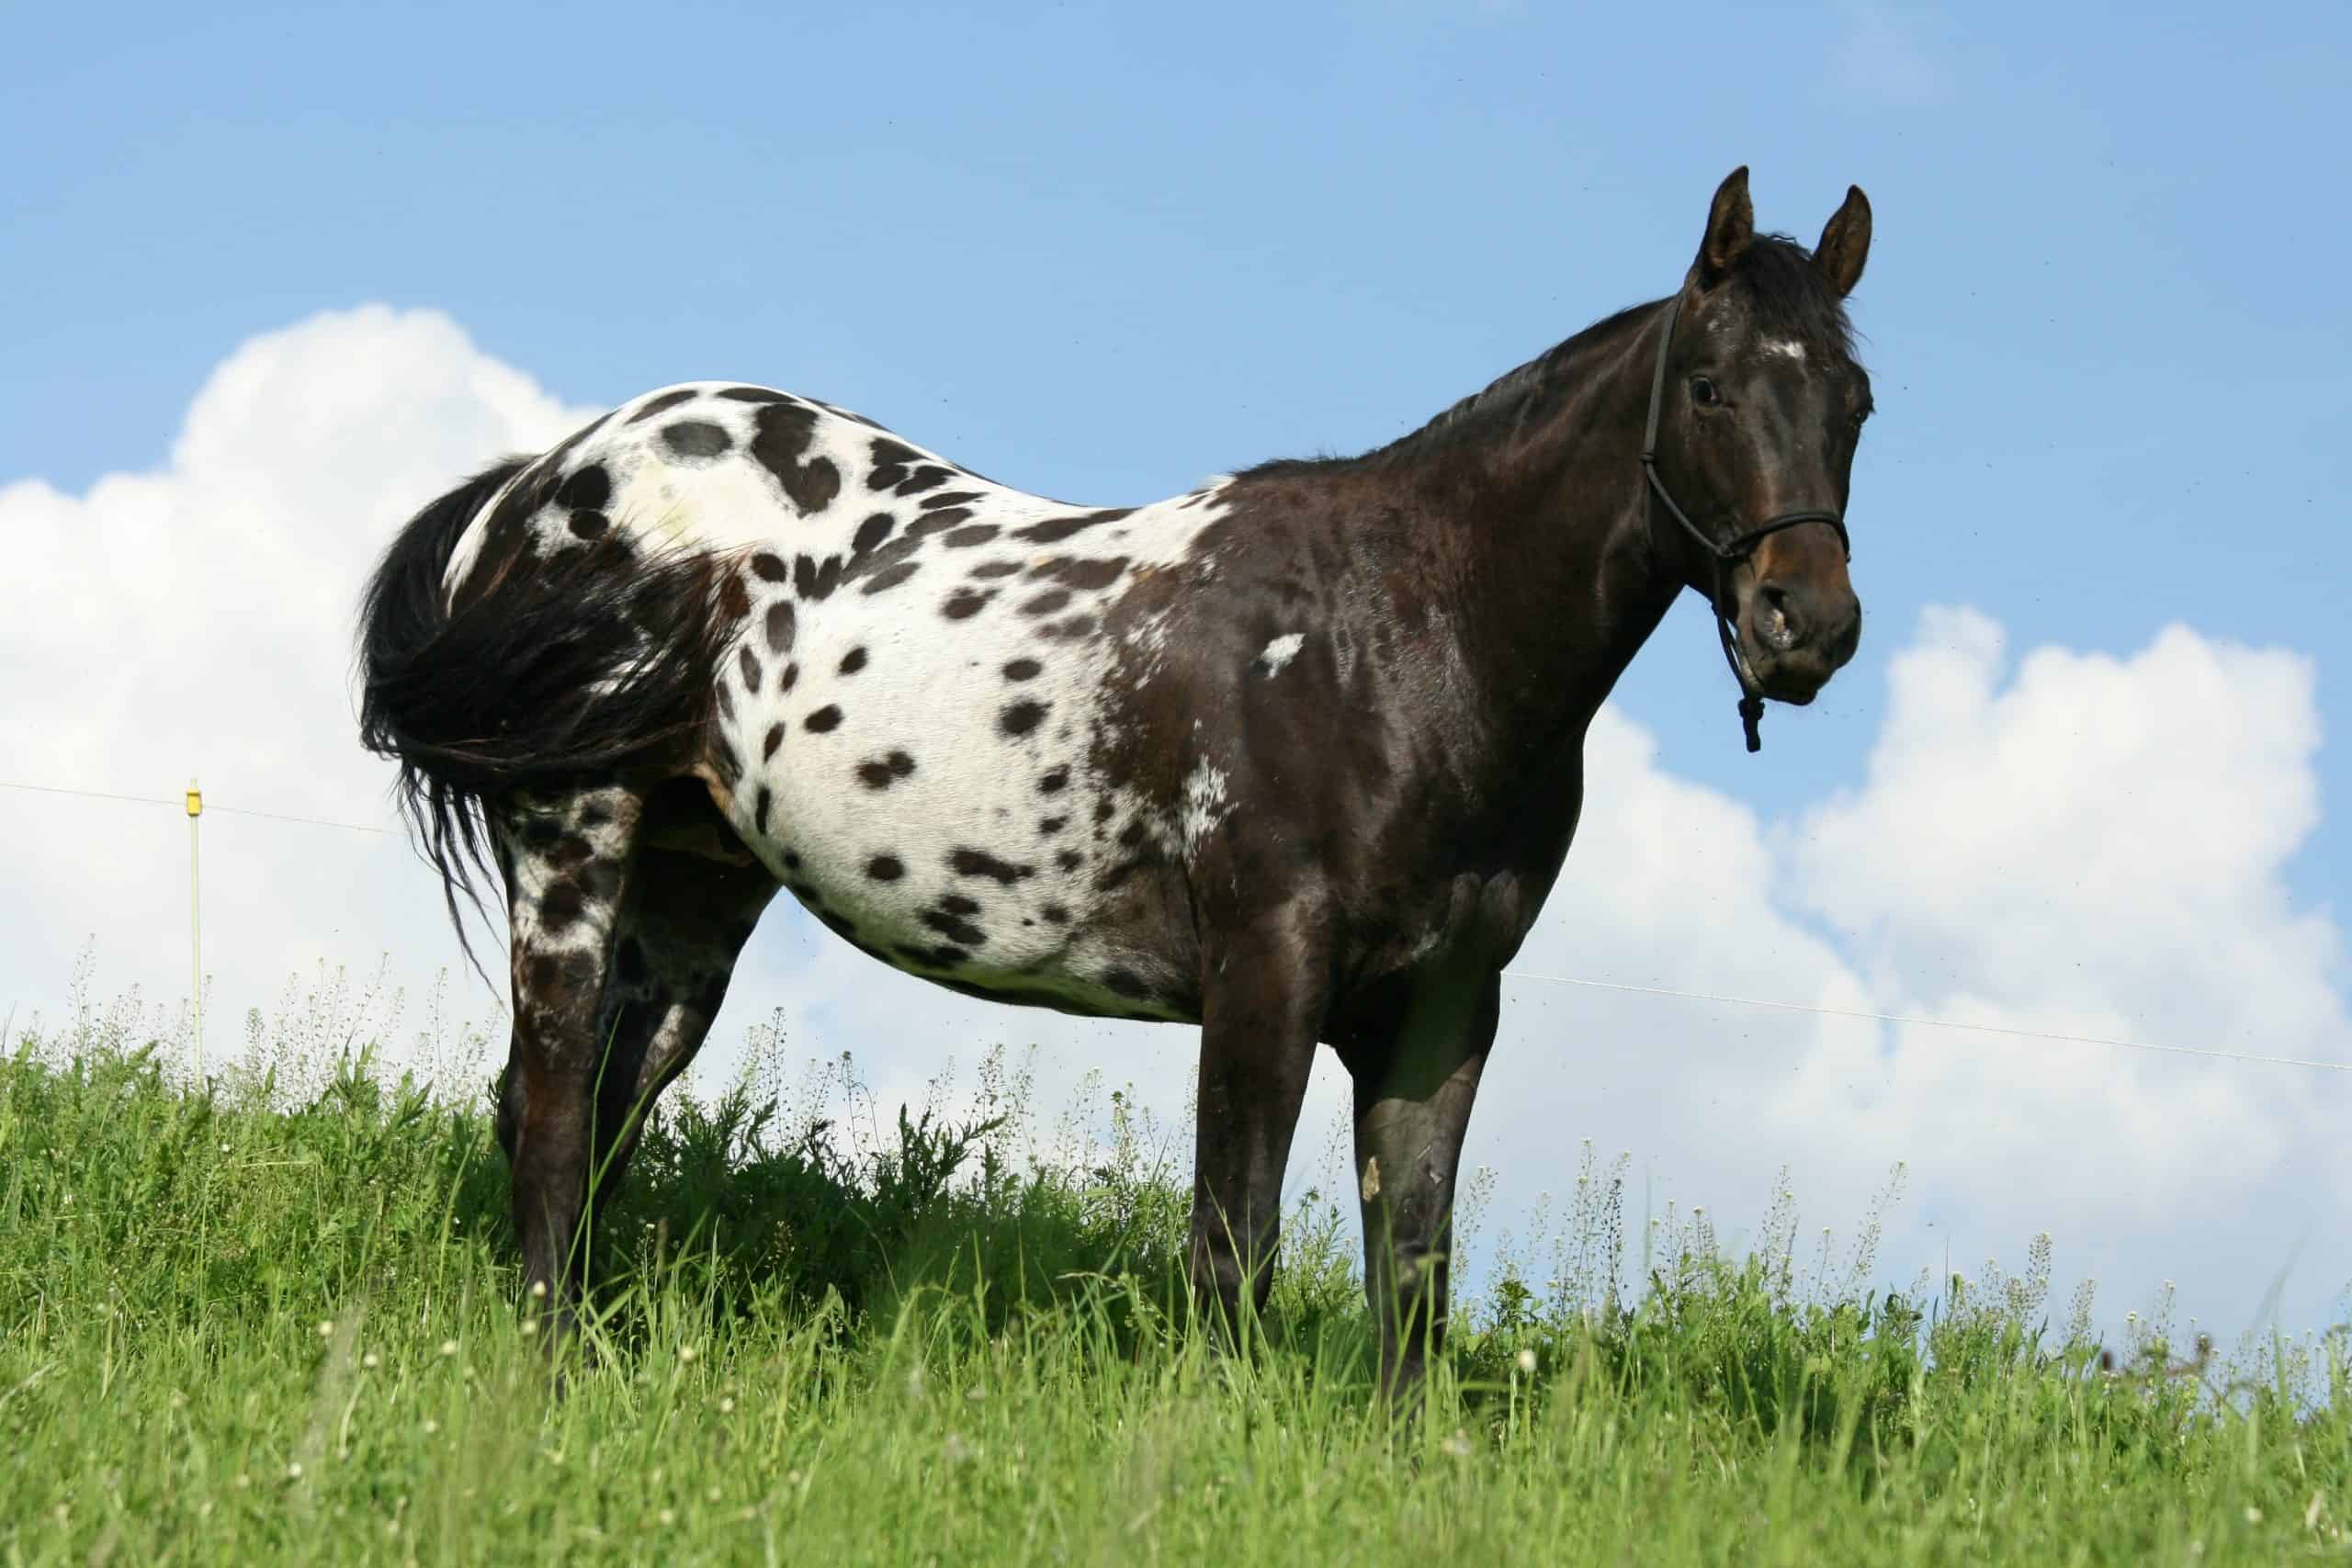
[4,1,2348,1347]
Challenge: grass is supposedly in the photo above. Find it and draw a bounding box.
[3,978,2349,1564]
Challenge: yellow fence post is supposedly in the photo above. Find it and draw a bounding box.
[187,777,203,1077]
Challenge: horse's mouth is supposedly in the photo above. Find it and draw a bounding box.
[1732,629,1841,706]
[1732,594,1858,707]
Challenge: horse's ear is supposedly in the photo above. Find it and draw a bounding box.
[1815,185,1872,298]
[1692,166,1754,288]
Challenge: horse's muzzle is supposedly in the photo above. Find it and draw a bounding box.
[1739,579,1860,705]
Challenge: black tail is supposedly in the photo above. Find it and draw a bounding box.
[356,457,731,974]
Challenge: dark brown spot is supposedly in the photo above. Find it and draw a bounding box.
[752,552,790,582]
[943,587,996,620]
[662,421,732,458]
[796,553,843,601]
[857,748,915,787]
[805,705,842,733]
[1003,658,1042,682]
[942,525,1000,548]
[894,465,951,496]
[553,465,611,510]
[921,910,987,946]
[539,879,587,931]
[1041,615,1097,641]
[839,646,868,675]
[1038,767,1069,794]
[940,894,980,916]
[970,560,1021,580]
[861,561,921,595]
[1000,700,1048,737]
[750,401,842,513]
[852,513,895,554]
[866,853,906,881]
[718,387,789,403]
[1042,903,1071,924]
[764,601,797,655]
[1102,967,1150,1000]
[1027,555,1129,591]
[949,848,1032,884]
[906,509,972,541]
[763,724,785,761]
[896,943,969,968]
[1056,851,1083,873]
[1021,589,1072,617]
[568,510,609,539]
[1012,508,1132,544]
[779,661,799,694]
[753,786,774,834]
[1038,816,1067,835]
[920,491,987,511]
[738,647,762,689]
[628,389,699,423]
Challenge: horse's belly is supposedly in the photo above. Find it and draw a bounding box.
[715,604,1190,1021]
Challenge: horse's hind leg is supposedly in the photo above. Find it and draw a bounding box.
[585,795,780,1201]
[492,783,646,1320]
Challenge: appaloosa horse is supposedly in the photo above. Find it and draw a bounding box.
[359,167,1871,1394]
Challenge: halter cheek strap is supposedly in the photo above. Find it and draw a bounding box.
[1638,294,1851,752]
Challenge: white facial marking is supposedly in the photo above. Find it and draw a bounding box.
[1258,632,1305,675]
[1763,339,1807,364]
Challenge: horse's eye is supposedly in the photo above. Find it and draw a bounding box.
[1690,377,1721,408]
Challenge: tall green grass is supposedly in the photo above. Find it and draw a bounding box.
[3,975,2347,1564]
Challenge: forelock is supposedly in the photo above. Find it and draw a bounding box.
[1732,235,1860,363]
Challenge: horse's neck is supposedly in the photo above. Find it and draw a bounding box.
[1429,343,1690,760]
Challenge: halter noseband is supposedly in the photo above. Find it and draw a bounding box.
[1638,294,1851,752]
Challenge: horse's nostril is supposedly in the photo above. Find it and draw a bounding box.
[1757,582,1801,649]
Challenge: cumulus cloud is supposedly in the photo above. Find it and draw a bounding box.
[3,308,2344,1339]
[1482,621,2350,1332]
[0,305,593,1039]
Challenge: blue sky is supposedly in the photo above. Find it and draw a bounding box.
[6,1,2349,1337]
[11,2,2346,863]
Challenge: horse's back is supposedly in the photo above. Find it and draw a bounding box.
[446,381,1248,1021]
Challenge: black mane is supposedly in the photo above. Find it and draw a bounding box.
[1242,233,1855,479]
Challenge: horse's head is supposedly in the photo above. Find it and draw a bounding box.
[1650,168,1872,708]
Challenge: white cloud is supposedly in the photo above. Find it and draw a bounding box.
[0,305,593,1043]
[4,309,2345,1343]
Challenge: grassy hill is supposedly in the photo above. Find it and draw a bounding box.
[3,1003,2346,1564]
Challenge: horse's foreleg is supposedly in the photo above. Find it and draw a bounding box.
[1340,966,1498,1407]
[1188,898,1330,1349]
[494,784,645,1328]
